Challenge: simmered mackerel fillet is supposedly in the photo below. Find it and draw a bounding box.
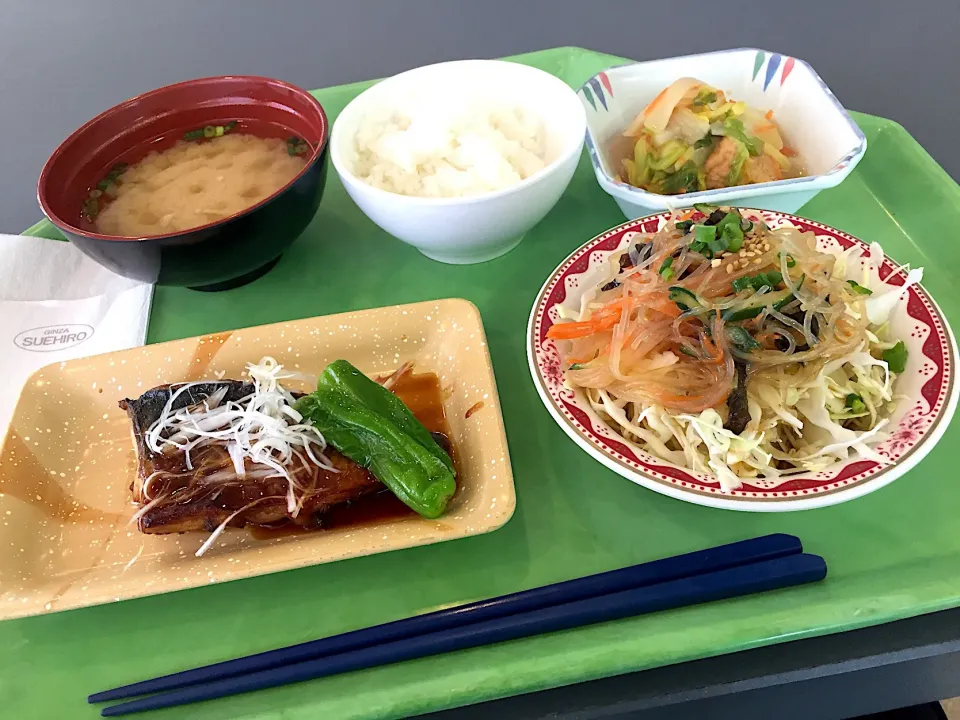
[119,382,381,534]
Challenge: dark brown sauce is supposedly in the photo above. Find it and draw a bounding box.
[392,371,448,434]
[250,490,413,539]
[250,371,453,540]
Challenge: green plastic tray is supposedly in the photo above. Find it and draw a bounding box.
[8,47,960,720]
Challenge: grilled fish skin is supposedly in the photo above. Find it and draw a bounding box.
[119,382,381,534]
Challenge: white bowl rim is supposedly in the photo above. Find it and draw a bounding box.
[329,58,587,207]
[580,47,868,204]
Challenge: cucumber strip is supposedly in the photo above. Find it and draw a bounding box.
[668,286,706,312]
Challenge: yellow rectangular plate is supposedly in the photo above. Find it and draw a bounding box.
[0,298,515,620]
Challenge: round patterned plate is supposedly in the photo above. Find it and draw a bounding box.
[527,210,959,511]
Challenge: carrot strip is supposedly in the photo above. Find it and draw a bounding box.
[548,293,680,342]
[781,146,797,157]
[677,209,694,221]
[645,294,682,318]
[754,122,776,133]
[764,109,774,120]
[700,333,724,365]
[650,302,682,319]
[643,87,671,118]
[548,298,635,340]
[548,316,616,340]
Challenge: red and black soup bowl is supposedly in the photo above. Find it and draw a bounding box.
[38,76,328,290]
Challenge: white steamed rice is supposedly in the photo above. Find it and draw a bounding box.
[351,92,547,198]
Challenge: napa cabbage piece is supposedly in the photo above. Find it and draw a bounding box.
[830,240,925,325]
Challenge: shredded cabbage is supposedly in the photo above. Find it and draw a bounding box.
[560,218,919,491]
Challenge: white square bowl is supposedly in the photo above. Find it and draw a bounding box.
[580,48,867,218]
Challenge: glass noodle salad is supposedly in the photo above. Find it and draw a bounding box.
[615,78,805,194]
[548,207,922,491]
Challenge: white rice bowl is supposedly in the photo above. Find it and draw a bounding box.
[351,91,548,198]
[329,59,586,264]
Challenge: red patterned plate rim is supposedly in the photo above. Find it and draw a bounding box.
[527,210,959,511]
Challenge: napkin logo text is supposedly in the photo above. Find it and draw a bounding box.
[14,324,95,352]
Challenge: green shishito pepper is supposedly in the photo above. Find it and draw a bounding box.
[296,360,456,518]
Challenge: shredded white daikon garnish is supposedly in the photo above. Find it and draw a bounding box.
[193,497,275,558]
[144,356,336,531]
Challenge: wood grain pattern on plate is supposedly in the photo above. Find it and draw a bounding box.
[0,298,515,620]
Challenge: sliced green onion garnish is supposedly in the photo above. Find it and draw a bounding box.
[845,393,867,413]
[732,271,783,293]
[882,341,908,373]
[184,122,236,141]
[694,223,717,245]
[846,280,873,295]
[286,137,310,156]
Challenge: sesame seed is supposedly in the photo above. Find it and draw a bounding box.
[739,250,747,258]
[745,251,756,258]
[711,258,722,268]
[726,265,734,275]
[753,258,763,265]
[763,243,771,251]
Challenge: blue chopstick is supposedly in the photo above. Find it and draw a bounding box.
[101,552,826,716]
[90,533,801,703]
